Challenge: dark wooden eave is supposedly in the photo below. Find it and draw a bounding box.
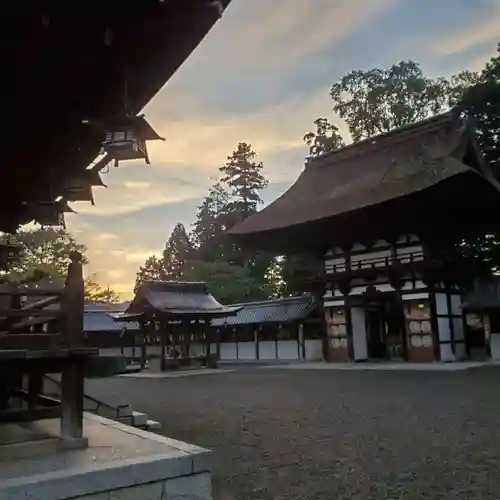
[0,0,232,232]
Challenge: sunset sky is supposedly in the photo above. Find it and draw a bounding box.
[66,0,500,299]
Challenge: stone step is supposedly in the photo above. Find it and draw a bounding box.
[131,411,148,427]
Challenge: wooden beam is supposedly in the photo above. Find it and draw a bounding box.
[0,406,61,423]
[0,289,64,296]
[0,334,60,350]
[0,309,61,318]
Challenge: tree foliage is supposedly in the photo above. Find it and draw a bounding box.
[304,117,345,158]
[457,45,500,177]
[184,260,269,304]
[134,255,166,293]
[329,61,453,142]
[0,227,88,284]
[163,223,193,280]
[84,274,120,304]
[219,142,268,218]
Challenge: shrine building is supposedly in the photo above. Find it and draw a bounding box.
[229,113,500,363]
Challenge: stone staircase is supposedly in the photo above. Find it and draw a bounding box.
[43,375,161,432]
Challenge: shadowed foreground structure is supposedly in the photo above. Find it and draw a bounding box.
[87,366,500,499]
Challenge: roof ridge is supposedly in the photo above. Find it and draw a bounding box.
[309,112,460,169]
[228,295,313,308]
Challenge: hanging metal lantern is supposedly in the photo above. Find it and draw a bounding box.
[84,114,165,167]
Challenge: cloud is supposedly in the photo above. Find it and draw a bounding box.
[177,0,397,77]
[431,2,500,58]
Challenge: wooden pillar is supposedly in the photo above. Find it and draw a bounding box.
[27,373,43,409]
[60,358,85,440]
[298,323,305,360]
[254,324,259,360]
[160,321,166,372]
[63,251,84,348]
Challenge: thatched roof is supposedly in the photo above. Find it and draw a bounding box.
[229,113,500,250]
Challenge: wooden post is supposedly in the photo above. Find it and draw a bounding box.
[160,321,166,372]
[60,358,84,440]
[63,251,84,348]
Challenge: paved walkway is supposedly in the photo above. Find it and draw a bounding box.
[262,360,497,371]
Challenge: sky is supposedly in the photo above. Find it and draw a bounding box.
[65,0,500,299]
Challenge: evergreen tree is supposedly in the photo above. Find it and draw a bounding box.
[134,255,165,293]
[163,223,193,280]
[219,142,268,219]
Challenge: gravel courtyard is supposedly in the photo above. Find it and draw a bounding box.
[88,366,500,499]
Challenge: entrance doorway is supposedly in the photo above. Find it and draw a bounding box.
[365,293,406,360]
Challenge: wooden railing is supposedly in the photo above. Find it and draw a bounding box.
[325,251,425,275]
[0,251,85,352]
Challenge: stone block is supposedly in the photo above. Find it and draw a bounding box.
[76,493,109,500]
[108,481,163,500]
[163,473,212,500]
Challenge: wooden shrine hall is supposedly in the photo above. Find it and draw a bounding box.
[229,113,500,363]
[111,281,242,371]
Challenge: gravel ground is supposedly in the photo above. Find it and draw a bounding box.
[87,366,500,500]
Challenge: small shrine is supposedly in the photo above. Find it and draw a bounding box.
[111,281,242,371]
[229,113,500,363]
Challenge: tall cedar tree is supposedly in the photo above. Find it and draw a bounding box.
[218,143,273,281]
[219,143,268,219]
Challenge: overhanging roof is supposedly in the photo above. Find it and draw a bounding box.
[229,113,500,250]
[125,281,242,319]
[1,1,232,232]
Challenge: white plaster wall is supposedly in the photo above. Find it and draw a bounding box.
[490,333,500,360]
[401,279,426,290]
[435,293,449,315]
[450,294,463,315]
[238,342,256,360]
[305,339,323,360]
[351,249,391,268]
[351,307,368,361]
[277,340,299,360]
[438,317,451,342]
[325,257,346,273]
[220,343,237,360]
[402,292,429,301]
[324,299,345,307]
[259,341,277,360]
[440,342,455,362]
[397,244,423,257]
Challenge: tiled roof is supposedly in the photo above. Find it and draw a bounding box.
[211,295,316,327]
[84,305,139,332]
[127,281,242,318]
